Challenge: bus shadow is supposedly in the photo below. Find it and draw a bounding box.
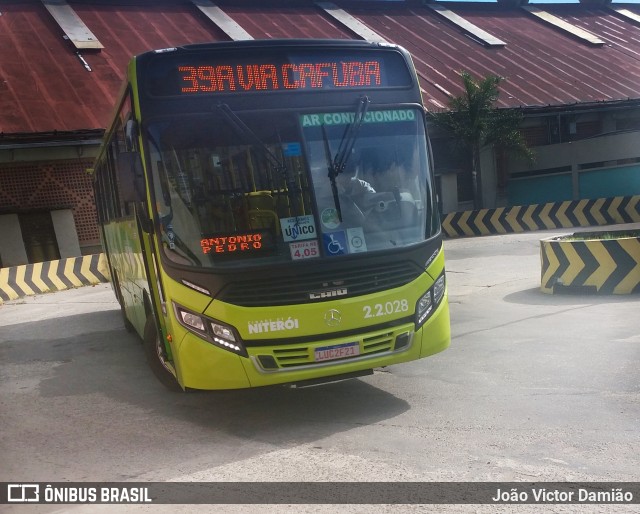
[3,309,409,468]
[503,287,639,306]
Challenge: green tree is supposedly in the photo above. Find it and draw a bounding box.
[430,71,533,209]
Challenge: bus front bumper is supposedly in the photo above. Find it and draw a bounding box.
[173,298,449,390]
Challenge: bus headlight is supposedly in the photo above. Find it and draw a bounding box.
[173,302,247,357]
[415,272,446,329]
[179,310,206,332]
[433,273,446,305]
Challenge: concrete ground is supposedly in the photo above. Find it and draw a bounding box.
[0,226,638,513]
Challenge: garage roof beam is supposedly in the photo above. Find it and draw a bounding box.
[41,0,103,50]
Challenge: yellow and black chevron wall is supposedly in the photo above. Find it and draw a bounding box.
[1,195,639,302]
[540,232,640,294]
[0,254,110,303]
[442,195,640,238]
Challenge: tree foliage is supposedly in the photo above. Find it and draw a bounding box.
[430,71,533,209]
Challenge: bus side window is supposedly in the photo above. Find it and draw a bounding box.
[94,158,108,224]
[112,93,136,217]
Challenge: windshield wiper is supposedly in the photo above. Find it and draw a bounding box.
[321,123,342,222]
[217,103,299,212]
[323,96,370,222]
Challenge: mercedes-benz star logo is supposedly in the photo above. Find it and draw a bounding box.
[324,309,342,327]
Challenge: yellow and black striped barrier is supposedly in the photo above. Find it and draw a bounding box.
[0,254,110,304]
[442,195,640,238]
[1,196,639,302]
[540,231,640,294]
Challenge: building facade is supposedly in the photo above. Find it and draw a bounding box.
[1,0,640,267]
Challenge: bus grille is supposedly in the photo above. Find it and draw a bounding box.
[268,332,395,369]
[218,260,422,306]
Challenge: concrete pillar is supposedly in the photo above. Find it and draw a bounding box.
[51,209,82,258]
[480,146,497,209]
[440,173,459,214]
[0,214,28,267]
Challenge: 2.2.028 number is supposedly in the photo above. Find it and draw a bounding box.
[363,299,409,319]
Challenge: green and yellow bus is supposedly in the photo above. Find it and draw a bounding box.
[92,39,449,391]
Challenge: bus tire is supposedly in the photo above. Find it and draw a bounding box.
[143,315,182,392]
[113,271,135,333]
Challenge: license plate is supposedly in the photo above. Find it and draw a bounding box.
[314,342,360,362]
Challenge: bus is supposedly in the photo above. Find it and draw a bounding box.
[92,39,450,391]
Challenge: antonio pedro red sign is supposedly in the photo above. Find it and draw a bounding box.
[200,232,274,256]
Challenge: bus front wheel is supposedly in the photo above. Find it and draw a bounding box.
[113,271,135,333]
[143,316,182,392]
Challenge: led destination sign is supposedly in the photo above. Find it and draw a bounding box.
[146,48,412,96]
[179,61,381,93]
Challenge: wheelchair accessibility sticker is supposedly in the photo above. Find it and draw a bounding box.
[322,231,347,256]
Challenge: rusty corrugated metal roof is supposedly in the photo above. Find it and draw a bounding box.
[0,0,228,135]
[2,0,640,136]
[459,5,640,106]
[223,3,352,40]
[349,3,640,109]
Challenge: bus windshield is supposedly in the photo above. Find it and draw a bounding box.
[146,106,432,268]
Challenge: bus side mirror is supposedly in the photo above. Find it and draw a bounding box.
[117,151,145,203]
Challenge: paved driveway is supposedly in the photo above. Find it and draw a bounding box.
[1,227,638,512]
